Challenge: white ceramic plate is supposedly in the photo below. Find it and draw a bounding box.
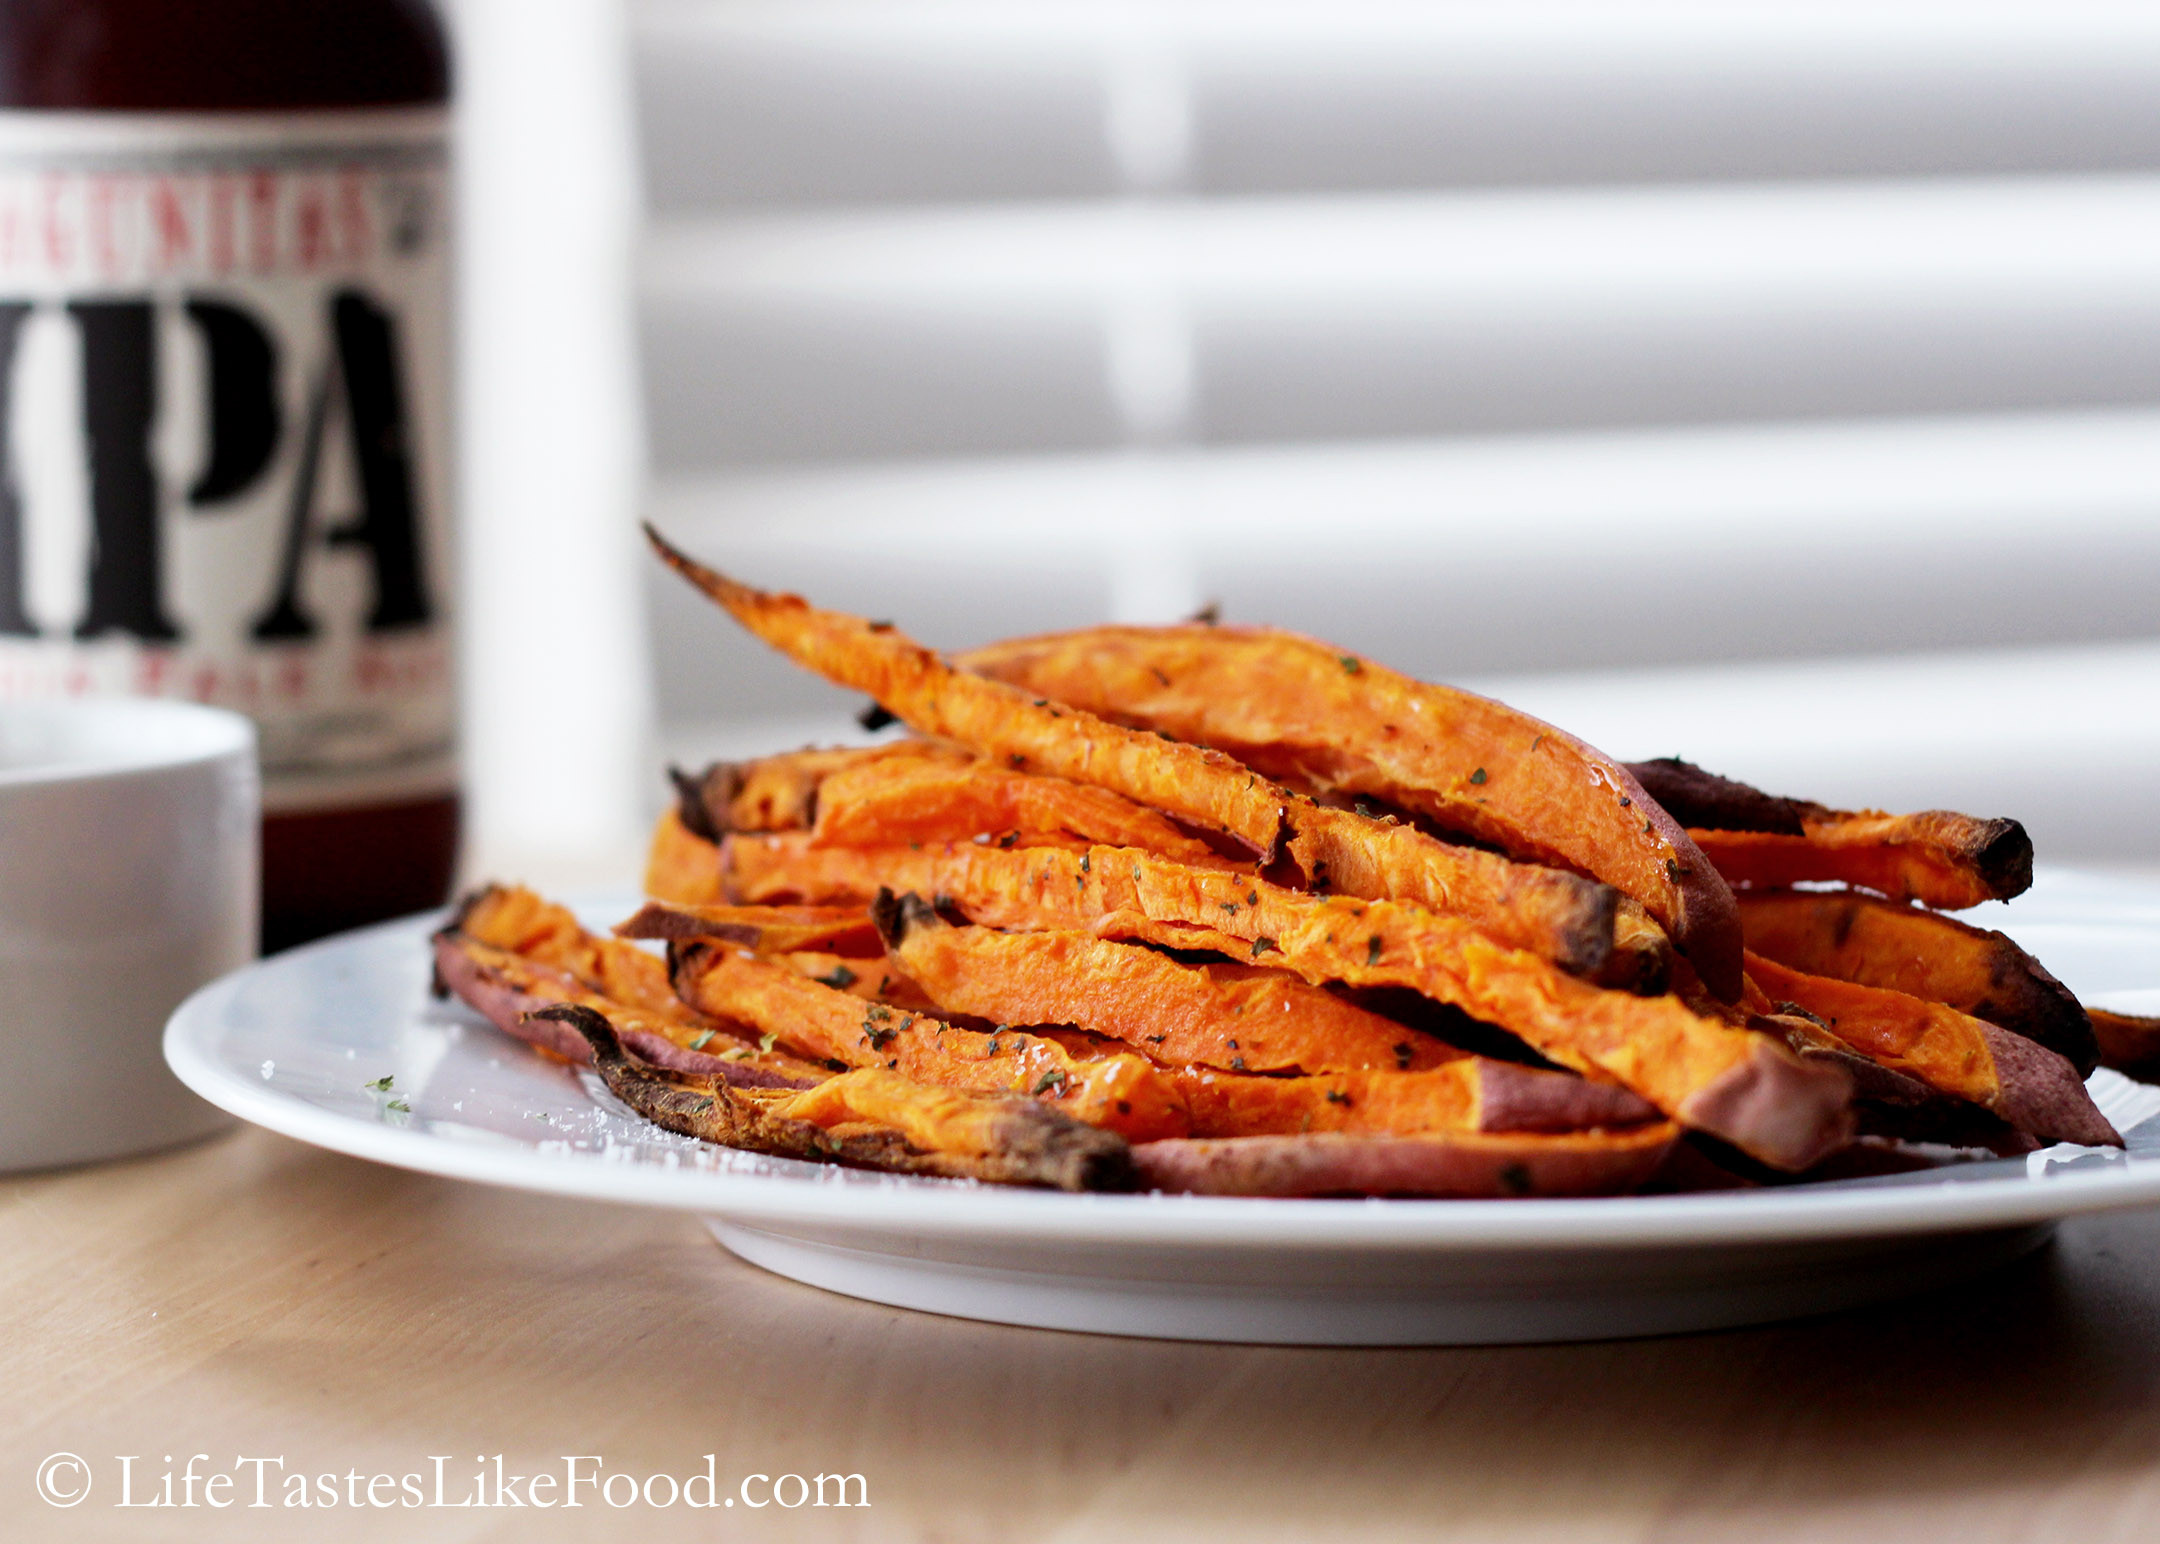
[166,869,2160,1346]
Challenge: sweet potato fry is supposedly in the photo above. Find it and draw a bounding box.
[1280,800,1621,978]
[1167,1058,1664,1139]
[668,940,1190,1141]
[812,752,1223,861]
[1128,1124,1679,1198]
[2090,1009,2160,1081]
[1736,889,2096,1074]
[613,899,880,956]
[716,830,1085,909]
[539,1004,1134,1191]
[1759,1010,2037,1153]
[646,808,725,905]
[1627,757,2033,910]
[724,823,1616,981]
[960,623,1743,998]
[645,527,1285,856]
[1744,952,2116,1146]
[432,931,826,1085]
[870,890,1459,1074]
[768,951,949,1015]
[687,838,1847,1169]
[671,742,953,839]
[454,883,687,1019]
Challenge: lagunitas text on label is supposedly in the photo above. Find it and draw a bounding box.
[0,109,453,814]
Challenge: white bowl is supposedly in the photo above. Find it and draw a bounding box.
[0,698,257,1169]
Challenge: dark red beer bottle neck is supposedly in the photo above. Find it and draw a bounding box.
[0,0,450,110]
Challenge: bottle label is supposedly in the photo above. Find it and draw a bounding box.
[0,108,453,814]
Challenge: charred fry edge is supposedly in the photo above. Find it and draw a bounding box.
[958,623,1742,1000]
[534,1003,1135,1192]
[1736,888,2096,1074]
[644,526,1285,858]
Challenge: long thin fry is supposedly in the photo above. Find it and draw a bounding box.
[537,1004,1134,1191]
[870,890,1459,1074]
[1280,800,1624,979]
[812,751,1224,861]
[1129,1125,1679,1198]
[1165,1059,1664,1139]
[960,622,1743,998]
[668,941,1190,1141]
[1745,952,2116,1146]
[677,837,1850,1169]
[432,931,825,1084]
[1628,757,2033,909]
[644,527,1285,856]
[1737,889,2095,1073]
[2090,1008,2160,1080]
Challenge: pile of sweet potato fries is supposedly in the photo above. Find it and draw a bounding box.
[430,527,2157,1197]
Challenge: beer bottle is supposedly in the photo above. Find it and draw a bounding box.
[0,0,459,951]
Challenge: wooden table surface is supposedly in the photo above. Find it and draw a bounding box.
[8,1123,2160,1543]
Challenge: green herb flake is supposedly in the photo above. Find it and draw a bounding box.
[1078,853,1090,873]
[1366,935,1383,966]
[815,964,858,990]
[1325,1089,1351,1106]
[1229,1056,1248,1071]
[386,1098,410,1114]
[687,1030,717,1050]
[1032,1069,1071,1097]
[364,1075,394,1093]
[1468,767,1488,786]
[1250,937,1280,958]
[1338,654,1362,674]
[758,1032,778,1053]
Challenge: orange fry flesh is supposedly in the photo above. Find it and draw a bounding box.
[669,942,1189,1141]
[645,528,1284,857]
[959,623,1742,998]
[698,835,1848,1170]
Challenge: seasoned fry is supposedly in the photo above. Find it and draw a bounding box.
[1693,816,2032,911]
[811,751,1224,861]
[960,623,1743,998]
[1627,756,2033,910]
[645,527,1285,856]
[671,742,950,839]
[454,883,686,1019]
[1167,1059,1664,1139]
[645,807,726,905]
[1128,1124,1680,1198]
[685,838,1847,1169]
[1760,1010,2037,1153]
[668,940,1190,1141]
[537,1004,1134,1191]
[2090,1009,2160,1081]
[870,890,1459,1074]
[1280,800,1621,979]
[432,931,826,1084]
[1736,889,2096,1074]
[614,899,880,956]
[768,951,948,1015]
[1744,952,2116,1147]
